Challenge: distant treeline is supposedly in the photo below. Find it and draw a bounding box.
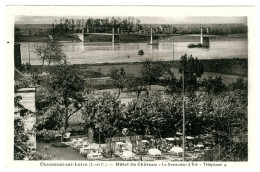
[172,25,247,35]
[50,17,142,36]
[50,17,247,36]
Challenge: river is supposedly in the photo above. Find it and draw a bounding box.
[20,36,248,65]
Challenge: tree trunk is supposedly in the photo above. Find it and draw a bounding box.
[137,89,142,99]
[41,58,45,72]
[109,132,112,160]
[117,88,121,98]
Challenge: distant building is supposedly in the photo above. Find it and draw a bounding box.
[121,30,133,34]
[161,25,173,34]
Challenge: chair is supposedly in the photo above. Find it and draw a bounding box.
[76,139,84,149]
[54,134,62,142]
[63,132,71,142]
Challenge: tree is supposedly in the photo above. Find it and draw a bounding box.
[36,63,85,133]
[33,40,67,70]
[230,77,247,91]
[124,74,148,98]
[124,93,183,138]
[201,76,226,94]
[198,90,248,161]
[109,67,126,97]
[81,92,125,142]
[14,82,51,160]
[140,59,170,91]
[179,54,204,93]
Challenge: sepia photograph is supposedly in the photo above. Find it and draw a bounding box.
[5,5,255,167]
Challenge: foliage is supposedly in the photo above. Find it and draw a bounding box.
[35,64,85,132]
[201,76,227,94]
[194,90,248,161]
[14,78,32,91]
[140,59,171,89]
[174,24,247,35]
[50,17,142,35]
[123,93,183,138]
[14,82,51,160]
[14,118,52,160]
[33,40,67,68]
[87,128,94,143]
[124,74,148,98]
[179,54,204,93]
[14,118,30,160]
[162,75,182,94]
[14,115,51,160]
[81,92,125,142]
[230,77,247,91]
[109,67,126,97]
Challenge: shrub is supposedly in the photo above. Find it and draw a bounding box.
[230,77,247,90]
[200,76,226,94]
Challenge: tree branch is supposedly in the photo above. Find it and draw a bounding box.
[67,106,83,119]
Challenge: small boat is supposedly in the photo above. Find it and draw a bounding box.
[138,49,144,55]
[187,43,202,48]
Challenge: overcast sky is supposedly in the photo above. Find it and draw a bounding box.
[11,6,247,25]
[15,16,247,25]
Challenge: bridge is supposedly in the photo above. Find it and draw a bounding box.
[72,28,120,43]
[72,28,160,44]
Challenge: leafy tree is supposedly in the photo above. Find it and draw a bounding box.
[81,92,125,142]
[179,54,204,93]
[140,60,171,91]
[14,82,51,160]
[201,76,226,94]
[162,75,182,95]
[124,74,148,98]
[36,63,85,133]
[33,40,67,70]
[230,77,247,91]
[109,67,126,97]
[123,94,183,138]
[194,90,248,161]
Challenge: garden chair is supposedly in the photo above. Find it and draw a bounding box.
[63,132,71,142]
[71,138,78,148]
[76,139,84,149]
[54,134,62,142]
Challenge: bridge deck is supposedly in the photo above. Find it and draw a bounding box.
[84,33,120,36]
[73,33,161,36]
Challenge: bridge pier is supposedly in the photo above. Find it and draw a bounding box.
[112,28,120,43]
[148,28,159,45]
[200,27,210,47]
[76,28,85,42]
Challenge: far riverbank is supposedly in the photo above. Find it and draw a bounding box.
[15,33,247,43]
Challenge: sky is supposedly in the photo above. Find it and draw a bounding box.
[15,16,247,25]
[10,6,248,25]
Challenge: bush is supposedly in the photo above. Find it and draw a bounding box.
[230,77,247,90]
[200,76,226,94]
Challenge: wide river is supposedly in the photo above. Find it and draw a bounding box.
[20,36,248,65]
